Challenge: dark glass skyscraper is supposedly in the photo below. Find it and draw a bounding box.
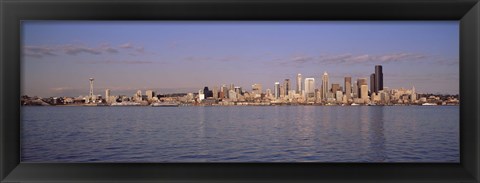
[375,65,383,93]
[370,73,376,95]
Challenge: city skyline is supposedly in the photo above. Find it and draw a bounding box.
[22,21,459,97]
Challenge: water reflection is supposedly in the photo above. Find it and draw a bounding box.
[368,107,386,162]
[21,106,458,162]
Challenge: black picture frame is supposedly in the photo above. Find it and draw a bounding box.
[1,0,479,182]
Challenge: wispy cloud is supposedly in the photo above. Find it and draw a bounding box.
[62,44,103,55]
[119,43,133,49]
[76,59,154,65]
[24,42,149,58]
[183,55,241,63]
[276,52,430,66]
[23,45,57,58]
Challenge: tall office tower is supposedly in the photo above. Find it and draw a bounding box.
[88,78,94,103]
[230,83,234,91]
[345,77,352,100]
[212,86,218,99]
[135,90,142,101]
[274,82,280,99]
[234,87,242,95]
[284,79,290,95]
[305,78,315,98]
[411,86,417,102]
[336,91,343,103]
[353,81,358,98]
[146,90,155,100]
[252,83,262,96]
[370,73,376,95]
[228,90,237,100]
[280,85,285,98]
[315,89,322,102]
[296,73,302,94]
[222,85,229,98]
[375,65,383,93]
[331,83,340,93]
[105,89,110,102]
[361,84,369,101]
[357,78,367,98]
[204,87,213,98]
[322,72,329,100]
[219,91,225,99]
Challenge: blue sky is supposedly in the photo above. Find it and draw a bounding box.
[22,21,459,97]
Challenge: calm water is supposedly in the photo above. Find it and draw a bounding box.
[21,106,459,162]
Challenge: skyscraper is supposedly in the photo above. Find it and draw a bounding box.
[345,77,352,100]
[146,90,155,100]
[252,83,262,96]
[296,74,302,94]
[357,78,367,98]
[322,72,329,100]
[280,84,285,98]
[411,86,417,102]
[370,73,376,95]
[305,78,315,98]
[375,65,383,93]
[274,82,280,99]
[361,84,369,101]
[212,86,218,99]
[331,83,340,93]
[203,87,214,98]
[284,79,290,95]
[105,89,110,102]
[353,81,358,98]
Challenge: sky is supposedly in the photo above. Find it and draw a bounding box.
[21,21,459,97]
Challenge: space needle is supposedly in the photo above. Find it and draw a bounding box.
[89,78,94,103]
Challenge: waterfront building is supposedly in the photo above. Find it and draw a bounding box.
[375,65,384,93]
[322,72,329,100]
[146,90,155,101]
[411,86,417,102]
[266,89,272,99]
[284,79,290,95]
[228,90,237,101]
[219,91,225,99]
[305,78,315,99]
[336,91,343,103]
[357,78,367,98]
[360,84,369,102]
[198,93,205,101]
[222,85,229,99]
[213,86,218,99]
[288,90,296,100]
[234,86,242,95]
[345,77,352,101]
[280,84,285,99]
[370,73,376,95]
[331,83,340,94]
[353,81,358,98]
[251,83,262,97]
[296,73,302,94]
[379,90,390,104]
[274,82,280,99]
[204,87,213,98]
[105,89,110,102]
[134,90,143,102]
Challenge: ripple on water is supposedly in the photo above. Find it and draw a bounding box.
[21,106,459,162]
